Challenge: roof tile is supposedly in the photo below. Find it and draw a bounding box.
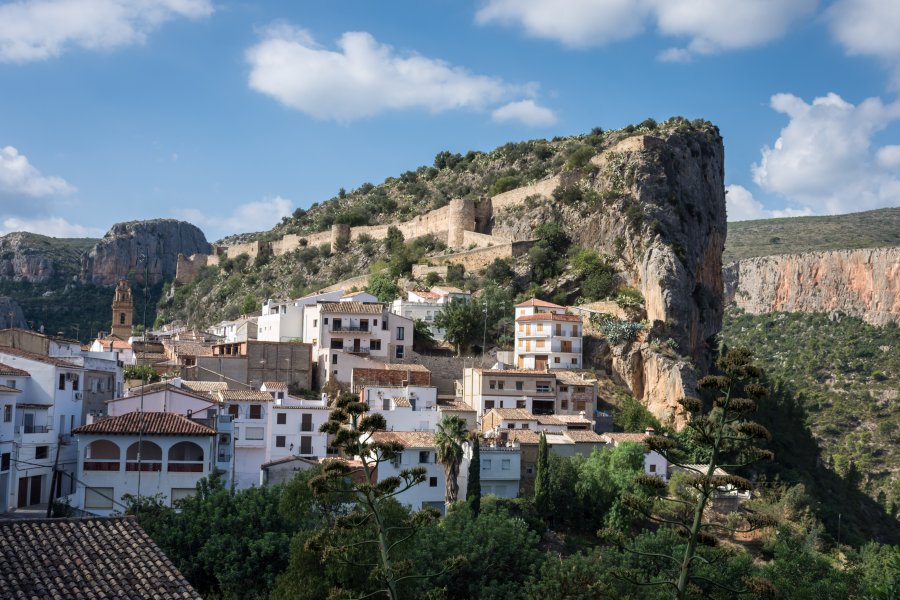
[73,412,215,436]
[0,362,30,377]
[371,431,436,447]
[319,301,385,314]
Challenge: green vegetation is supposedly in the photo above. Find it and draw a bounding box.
[721,309,900,520]
[435,415,469,508]
[724,206,900,263]
[366,273,400,302]
[433,284,514,354]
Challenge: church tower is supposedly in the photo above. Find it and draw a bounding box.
[110,279,134,339]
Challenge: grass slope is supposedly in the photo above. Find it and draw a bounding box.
[724,207,900,263]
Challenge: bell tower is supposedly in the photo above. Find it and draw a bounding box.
[111,279,134,338]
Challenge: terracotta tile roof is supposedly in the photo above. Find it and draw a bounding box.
[0,384,21,393]
[536,414,565,425]
[0,346,81,368]
[474,368,554,376]
[564,430,607,443]
[0,517,201,599]
[0,362,30,377]
[508,430,542,444]
[601,432,649,444]
[487,408,538,421]
[554,370,598,385]
[73,411,215,436]
[516,313,582,322]
[180,380,228,393]
[515,298,564,309]
[261,455,320,469]
[431,286,466,295]
[371,431,436,447]
[135,352,167,361]
[319,301,385,314]
[437,399,476,412]
[218,389,274,402]
[262,381,288,390]
[167,341,214,357]
[411,290,440,300]
[556,414,592,424]
[382,363,431,372]
[98,338,132,350]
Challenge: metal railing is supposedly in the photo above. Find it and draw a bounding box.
[331,325,371,333]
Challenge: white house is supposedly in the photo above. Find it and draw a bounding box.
[263,385,330,468]
[303,301,414,384]
[514,299,583,370]
[390,286,470,341]
[458,442,522,500]
[216,389,274,489]
[72,411,216,514]
[601,431,669,481]
[368,431,445,513]
[359,384,440,432]
[0,380,20,514]
[0,348,85,511]
[257,290,344,343]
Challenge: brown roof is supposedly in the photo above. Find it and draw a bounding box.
[319,301,385,314]
[508,430,542,444]
[536,415,565,425]
[167,341,214,357]
[218,390,274,402]
[135,352,168,361]
[602,432,649,444]
[516,313,582,322]
[554,370,598,385]
[564,430,607,443]
[371,431,436,447]
[515,298,564,309]
[382,363,431,372]
[487,408,538,421]
[97,336,132,350]
[0,517,201,599]
[437,399,476,412]
[262,381,288,390]
[411,290,440,299]
[431,286,466,295]
[474,368,555,376]
[0,362,30,377]
[73,412,215,436]
[0,346,81,369]
[0,384,21,394]
[556,414,593,424]
[261,455,320,469]
[180,380,229,393]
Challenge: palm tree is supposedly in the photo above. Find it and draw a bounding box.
[434,415,469,507]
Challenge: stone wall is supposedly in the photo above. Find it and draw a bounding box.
[490,175,561,212]
[175,253,210,284]
[321,273,374,293]
[462,230,503,248]
[427,240,534,273]
[411,264,449,278]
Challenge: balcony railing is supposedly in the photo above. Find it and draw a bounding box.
[331,325,371,333]
[84,460,120,471]
[125,462,162,472]
[168,461,204,473]
[346,347,371,354]
[20,425,50,434]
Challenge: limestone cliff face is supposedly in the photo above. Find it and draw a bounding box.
[724,247,900,326]
[0,233,59,282]
[493,127,727,427]
[80,220,211,286]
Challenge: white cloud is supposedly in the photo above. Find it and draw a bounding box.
[0,0,213,63]
[0,215,103,237]
[827,0,900,86]
[876,145,900,170]
[491,100,558,127]
[175,196,294,239]
[475,0,815,57]
[752,92,900,215]
[0,145,75,197]
[246,25,536,122]
[725,184,812,222]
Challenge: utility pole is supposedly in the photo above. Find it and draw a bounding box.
[45,435,63,518]
[481,303,488,367]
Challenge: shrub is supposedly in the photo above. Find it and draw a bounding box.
[489,175,522,196]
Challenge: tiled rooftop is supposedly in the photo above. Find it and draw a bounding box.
[0,362,30,377]
[515,298,565,309]
[218,390,274,402]
[180,380,229,393]
[382,363,431,372]
[437,399,476,412]
[487,408,538,421]
[516,313,582,322]
[601,432,650,444]
[371,431,436,448]
[0,384,21,393]
[73,411,215,436]
[564,430,607,443]
[319,301,385,314]
[261,381,288,390]
[0,346,81,368]
[0,517,201,599]
[507,430,542,444]
[554,370,598,385]
[556,414,593,424]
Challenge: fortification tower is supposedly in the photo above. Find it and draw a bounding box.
[447,198,476,248]
[330,223,351,252]
[110,279,134,338]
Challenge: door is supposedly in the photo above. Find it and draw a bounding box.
[353,339,361,352]
[17,477,27,508]
[23,413,34,434]
[535,355,548,370]
[30,475,42,505]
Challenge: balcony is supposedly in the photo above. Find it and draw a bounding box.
[346,347,371,355]
[331,325,372,333]
[20,425,50,434]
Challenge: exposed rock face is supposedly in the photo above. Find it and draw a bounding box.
[724,247,900,326]
[0,297,27,328]
[0,233,63,283]
[81,220,211,286]
[493,127,727,427]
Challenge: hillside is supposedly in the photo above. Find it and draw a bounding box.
[0,232,97,282]
[723,207,900,263]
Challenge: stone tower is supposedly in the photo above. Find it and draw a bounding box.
[447,198,476,248]
[330,223,351,252]
[110,279,134,339]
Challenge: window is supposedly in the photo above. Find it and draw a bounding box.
[373,319,378,327]
[502,459,511,471]
[561,399,568,410]
[497,381,504,390]
[228,404,239,418]
[525,465,534,475]
[35,446,48,460]
[276,436,286,448]
[554,357,560,364]
[396,327,405,341]
[3,405,10,422]
[330,339,343,349]
[246,427,265,440]
[277,412,287,425]
[332,353,338,364]
[537,323,543,332]
[333,318,342,330]
[58,374,65,390]
[313,319,318,327]
[649,464,657,473]
[572,358,578,364]
[482,459,492,470]
[84,487,114,509]
[171,488,195,505]
[429,477,438,487]
[299,435,312,455]
[489,380,496,390]
[556,324,562,336]
[559,385,568,392]
[249,405,262,419]
[419,451,430,464]
[515,381,523,391]
[1,452,9,471]
[507,423,515,429]
[536,381,551,393]
[323,317,328,325]
[6,379,15,389]
[575,400,586,412]
[516,399,526,409]
[119,312,126,325]
[370,340,381,351]
[395,346,404,359]
[576,386,585,393]
[536,340,545,349]
[301,414,313,432]
[72,376,78,391]
[484,400,495,410]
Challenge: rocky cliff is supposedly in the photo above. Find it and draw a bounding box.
[80,219,211,286]
[724,247,900,326]
[0,232,95,283]
[492,124,727,427]
[0,297,27,328]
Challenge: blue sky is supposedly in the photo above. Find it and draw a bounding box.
[1,0,899,241]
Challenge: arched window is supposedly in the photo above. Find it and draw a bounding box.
[84,440,120,471]
[119,312,126,325]
[168,441,205,472]
[125,441,162,471]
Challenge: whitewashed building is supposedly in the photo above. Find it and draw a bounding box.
[458,442,522,500]
[514,299,583,370]
[390,286,470,341]
[368,431,445,513]
[257,290,344,343]
[359,384,440,432]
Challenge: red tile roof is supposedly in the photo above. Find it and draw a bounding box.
[0,362,30,377]
[262,381,288,390]
[370,431,436,447]
[0,517,201,599]
[0,384,21,393]
[515,298,564,309]
[73,412,215,436]
[564,430,607,443]
[319,301,385,314]
[218,390,274,402]
[601,432,649,444]
[0,346,81,368]
[516,313,582,322]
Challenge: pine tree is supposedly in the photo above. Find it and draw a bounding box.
[467,434,481,518]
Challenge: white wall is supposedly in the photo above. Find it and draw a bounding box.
[376,445,444,512]
[361,385,439,432]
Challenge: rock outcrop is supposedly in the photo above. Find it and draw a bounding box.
[0,297,27,328]
[80,220,211,286]
[724,247,900,326]
[0,233,58,282]
[493,126,727,427]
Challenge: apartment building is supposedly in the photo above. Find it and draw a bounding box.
[257,290,345,342]
[513,299,583,370]
[368,431,445,513]
[390,286,470,341]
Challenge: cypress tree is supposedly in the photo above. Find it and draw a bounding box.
[466,435,481,518]
[534,431,550,518]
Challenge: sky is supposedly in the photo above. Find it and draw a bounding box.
[1,0,899,242]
